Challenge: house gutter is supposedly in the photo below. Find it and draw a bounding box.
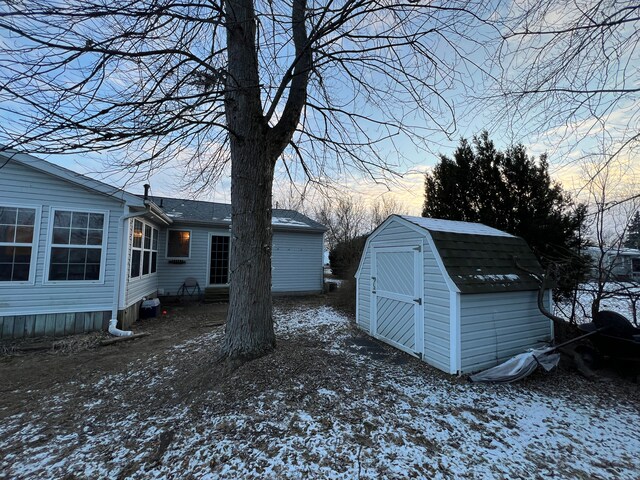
[109,192,172,337]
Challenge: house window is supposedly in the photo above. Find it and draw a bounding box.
[0,206,37,282]
[129,219,158,278]
[167,230,191,258]
[48,210,105,281]
[632,258,640,273]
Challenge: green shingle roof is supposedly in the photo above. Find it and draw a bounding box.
[428,230,543,294]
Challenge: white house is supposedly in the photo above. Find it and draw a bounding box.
[355,215,553,374]
[0,149,325,339]
[585,246,640,281]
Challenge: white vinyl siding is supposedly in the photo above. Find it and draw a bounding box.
[421,232,452,373]
[0,160,125,316]
[459,290,553,373]
[272,231,324,293]
[156,225,228,296]
[155,226,324,295]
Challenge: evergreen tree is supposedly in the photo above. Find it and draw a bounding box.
[423,132,589,295]
[624,212,640,250]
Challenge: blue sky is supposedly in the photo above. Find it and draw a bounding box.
[0,1,637,216]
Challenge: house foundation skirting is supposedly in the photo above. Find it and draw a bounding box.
[0,311,111,340]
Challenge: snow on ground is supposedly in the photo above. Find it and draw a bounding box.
[1,306,639,479]
[555,282,640,324]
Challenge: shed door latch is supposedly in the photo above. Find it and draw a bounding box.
[414,298,422,305]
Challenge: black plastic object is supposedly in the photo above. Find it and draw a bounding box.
[593,310,638,338]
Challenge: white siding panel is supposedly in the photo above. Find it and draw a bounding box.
[422,234,451,372]
[272,231,324,293]
[0,161,125,315]
[459,290,553,373]
[156,225,228,295]
[357,251,371,330]
[155,227,323,295]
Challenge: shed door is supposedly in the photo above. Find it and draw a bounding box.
[371,245,424,357]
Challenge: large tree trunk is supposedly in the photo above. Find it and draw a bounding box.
[221,0,276,359]
[221,0,310,361]
[223,139,276,359]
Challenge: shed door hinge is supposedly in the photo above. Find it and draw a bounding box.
[414,298,422,305]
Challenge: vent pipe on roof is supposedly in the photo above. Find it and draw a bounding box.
[143,184,150,201]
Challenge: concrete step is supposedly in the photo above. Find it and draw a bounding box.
[204,287,230,303]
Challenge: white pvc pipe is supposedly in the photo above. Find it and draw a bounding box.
[108,318,133,337]
[109,206,151,337]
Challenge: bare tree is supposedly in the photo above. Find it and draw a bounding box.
[584,160,640,319]
[313,193,367,251]
[369,196,408,231]
[493,1,640,180]
[0,0,497,361]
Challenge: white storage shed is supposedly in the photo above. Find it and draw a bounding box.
[355,215,553,374]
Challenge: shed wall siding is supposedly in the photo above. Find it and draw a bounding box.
[422,233,451,372]
[356,219,451,372]
[459,290,553,373]
[0,161,125,317]
[272,231,324,293]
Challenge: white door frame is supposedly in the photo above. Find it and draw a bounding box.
[370,242,424,358]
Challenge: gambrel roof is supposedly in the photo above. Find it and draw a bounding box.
[359,215,543,294]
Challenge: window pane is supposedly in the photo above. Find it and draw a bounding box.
[89,213,104,229]
[133,220,143,248]
[168,230,190,257]
[69,248,87,264]
[86,249,102,263]
[0,264,11,281]
[17,208,36,226]
[15,226,34,243]
[144,225,152,249]
[53,227,70,244]
[49,263,67,281]
[0,225,15,243]
[70,228,88,245]
[68,264,85,280]
[12,264,29,281]
[87,229,103,245]
[151,251,157,273]
[130,250,141,277]
[143,251,150,275]
[71,212,88,228]
[0,207,17,225]
[51,247,68,263]
[54,210,71,228]
[0,246,13,263]
[14,247,31,263]
[48,246,101,282]
[152,229,158,250]
[85,264,100,280]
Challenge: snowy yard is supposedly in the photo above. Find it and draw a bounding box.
[1,302,639,479]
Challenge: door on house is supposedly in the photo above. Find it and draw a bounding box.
[371,245,424,357]
[209,235,230,285]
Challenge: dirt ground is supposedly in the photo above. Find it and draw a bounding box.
[1,295,639,479]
